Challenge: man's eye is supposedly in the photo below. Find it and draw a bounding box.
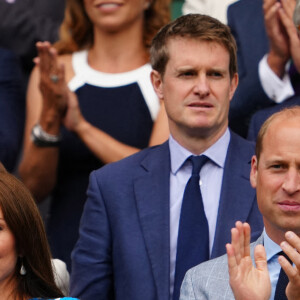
[271,164,282,169]
[208,71,222,78]
[179,71,195,77]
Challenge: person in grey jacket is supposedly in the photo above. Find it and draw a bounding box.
[180,106,300,300]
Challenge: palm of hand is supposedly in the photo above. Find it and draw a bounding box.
[230,255,271,300]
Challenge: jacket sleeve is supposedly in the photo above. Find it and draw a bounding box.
[70,171,114,299]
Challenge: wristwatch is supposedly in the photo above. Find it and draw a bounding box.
[31,123,61,147]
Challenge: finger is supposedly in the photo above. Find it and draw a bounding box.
[280,5,300,71]
[37,41,51,73]
[40,42,58,76]
[243,222,251,257]
[278,6,300,41]
[226,243,238,278]
[278,254,299,285]
[236,221,245,258]
[281,234,300,269]
[232,226,241,264]
[264,1,281,20]
[285,232,300,252]
[264,2,282,37]
[281,0,296,19]
[254,244,268,271]
[263,0,278,13]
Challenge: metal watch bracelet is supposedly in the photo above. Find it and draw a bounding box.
[31,123,61,147]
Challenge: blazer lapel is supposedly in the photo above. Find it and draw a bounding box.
[134,142,171,300]
[212,133,256,258]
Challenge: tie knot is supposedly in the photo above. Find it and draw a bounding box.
[278,251,292,265]
[189,155,208,176]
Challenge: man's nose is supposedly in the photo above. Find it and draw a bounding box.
[193,75,210,98]
[282,168,300,194]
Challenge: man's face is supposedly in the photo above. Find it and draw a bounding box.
[151,37,238,145]
[250,118,300,241]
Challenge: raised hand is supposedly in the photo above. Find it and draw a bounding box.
[227,221,271,300]
[278,0,300,73]
[280,231,300,300]
[264,0,291,77]
[35,41,68,120]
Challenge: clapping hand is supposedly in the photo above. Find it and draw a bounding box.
[226,221,271,300]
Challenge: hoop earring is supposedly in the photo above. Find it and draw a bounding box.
[20,259,26,276]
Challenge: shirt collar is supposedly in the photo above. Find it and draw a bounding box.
[263,229,282,262]
[169,128,230,175]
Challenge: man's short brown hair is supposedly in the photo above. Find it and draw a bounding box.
[150,14,237,78]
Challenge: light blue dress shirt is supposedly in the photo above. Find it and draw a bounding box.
[264,229,285,300]
[169,129,230,298]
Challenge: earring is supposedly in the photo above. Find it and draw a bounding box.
[20,260,26,275]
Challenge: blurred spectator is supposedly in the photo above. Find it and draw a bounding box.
[18,0,170,269]
[246,0,300,141]
[0,47,25,172]
[0,0,66,81]
[248,95,300,141]
[182,0,238,23]
[228,0,300,137]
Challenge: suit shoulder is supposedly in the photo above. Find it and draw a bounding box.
[187,254,229,280]
[91,143,167,178]
[228,0,261,13]
[183,254,233,299]
[230,131,255,153]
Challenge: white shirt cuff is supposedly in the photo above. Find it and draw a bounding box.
[258,54,294,103]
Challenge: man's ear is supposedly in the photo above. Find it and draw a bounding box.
[229,72,239,101]
[250,155,258,189]
[151,70,164,100]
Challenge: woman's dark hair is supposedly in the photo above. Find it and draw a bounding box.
[0,163,63,299]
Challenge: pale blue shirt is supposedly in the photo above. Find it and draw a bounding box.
[264,229,284,300]
[169,129,230,298]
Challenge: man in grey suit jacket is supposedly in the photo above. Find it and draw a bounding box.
[180,107,300,300]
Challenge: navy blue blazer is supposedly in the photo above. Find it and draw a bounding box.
[228,0,275,137]
[70,132,263,300]
[248,95,300,141]
[0,47,25,171]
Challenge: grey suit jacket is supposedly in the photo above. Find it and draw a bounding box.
[180,234,264,300]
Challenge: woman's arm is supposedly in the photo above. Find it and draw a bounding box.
[18,42,67,202]
[63,93,169,163]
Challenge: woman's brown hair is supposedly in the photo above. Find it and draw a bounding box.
[55,0,171,54]
[0,163,63,299]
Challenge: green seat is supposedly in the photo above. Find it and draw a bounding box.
[171,0,184,19]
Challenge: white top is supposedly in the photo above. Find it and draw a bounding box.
[68,50,160,121]
[182,0,238,24]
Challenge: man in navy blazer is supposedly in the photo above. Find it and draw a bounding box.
[70,14,263,300]
[228,0,300,137]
